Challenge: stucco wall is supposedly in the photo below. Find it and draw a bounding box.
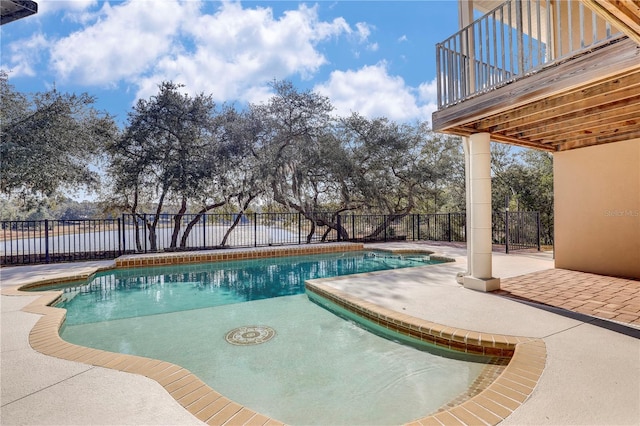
[554,139,640,279]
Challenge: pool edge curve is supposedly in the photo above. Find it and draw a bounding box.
[2,245,546,426]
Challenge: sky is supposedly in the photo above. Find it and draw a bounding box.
[1,0,459,126]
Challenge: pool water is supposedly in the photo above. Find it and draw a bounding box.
[55,251,442,325]
[53,250,491,425]
[62,295,489,425]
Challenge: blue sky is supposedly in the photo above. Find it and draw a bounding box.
[1,1,459,126]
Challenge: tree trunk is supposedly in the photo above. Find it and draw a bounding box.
[147,224,157,251]
[271,189,353,242]
[130,189,142,252]
[170,197,187,248]
[179,200,227,248]
[133,218,142,252]
[146,190,166,251]
[305,219,316,244]
[308,211,350,241]
[220,195,256,247]
[365,212,409,239]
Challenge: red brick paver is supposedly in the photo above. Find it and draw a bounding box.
[497,269,640,329]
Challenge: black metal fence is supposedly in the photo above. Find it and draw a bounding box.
[1,211,542,266]
[492,211,542,254]
[1,219,123,265]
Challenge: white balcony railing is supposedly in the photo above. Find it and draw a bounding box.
[436,0,624,109]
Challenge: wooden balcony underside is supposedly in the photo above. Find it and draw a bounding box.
[432,38,640,152]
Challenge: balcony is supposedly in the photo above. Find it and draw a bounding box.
[432,0,640,151]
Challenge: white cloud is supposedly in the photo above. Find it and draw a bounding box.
[35,0,101,25]
[133,2,352,104]
[0,2,100,77]
[417,78,439,124]
[4,33,49,77]
[39,1,355,105]
[398,35,408,43]
[315,62,434,123]
[9,0,425,119]
[418,78,438,104]
[355,22,372,42]
[37,0,98,16]
[354,21,379,53]
[49,1,198,86]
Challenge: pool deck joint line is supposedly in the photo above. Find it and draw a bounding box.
[2,244,546,426]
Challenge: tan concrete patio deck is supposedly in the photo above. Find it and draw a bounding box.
[1,243,639,425]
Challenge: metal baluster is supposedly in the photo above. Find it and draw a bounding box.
[579,1,585,49]
[500,5,506,80]
[527,0,533,71]
[536,0,542,66]
[568,0,573,53]
[546,0,552,62]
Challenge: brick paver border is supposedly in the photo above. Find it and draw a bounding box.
[498,269,640,329]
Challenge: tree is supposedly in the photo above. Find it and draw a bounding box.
[49,197,102,220]
[251,82,467,242]
[253,80,349,242]
[513,149,554,244]
[422,135,465,213]
[107,81,228,251]
[215,108,267,246]
[491,143,554,244]
[0,72,117,209]
[338,115,459,238]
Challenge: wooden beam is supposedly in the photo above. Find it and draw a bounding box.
[476,71,640,133]
[556,129,640,150]
[488,133,556,152]
[521,110,640,142]
[543,122,640,145]
[434,125,556,152]
[504,96,640,139]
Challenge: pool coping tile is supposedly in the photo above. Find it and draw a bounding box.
[304,281,547,425]
[5,245,547,426]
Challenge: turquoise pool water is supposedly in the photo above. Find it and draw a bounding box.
[54,251,442,325]
[53,251,491,425]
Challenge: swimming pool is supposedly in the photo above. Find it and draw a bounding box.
[52,250,499,424]
[54,251,443,326]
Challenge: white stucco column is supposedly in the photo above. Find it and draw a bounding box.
[456,137,473,284]
[463,133,500,292]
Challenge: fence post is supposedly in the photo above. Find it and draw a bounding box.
[447,213,452,242]
[505,211,510,254]
[254,212,258,247]
[202,214,207,248]
[336,214,342,242]
[383,215,387,242]
[536,212,541,251]
[2,222,6,265]
[117,218,122,256]
[417,214,421,240]
[121,214,126,253]
[298,212,302,245]
[351,213,355,240]
[143,214,148,253]
[464,212,467,243]
[410,214,415,241]
[44,219,50,264]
